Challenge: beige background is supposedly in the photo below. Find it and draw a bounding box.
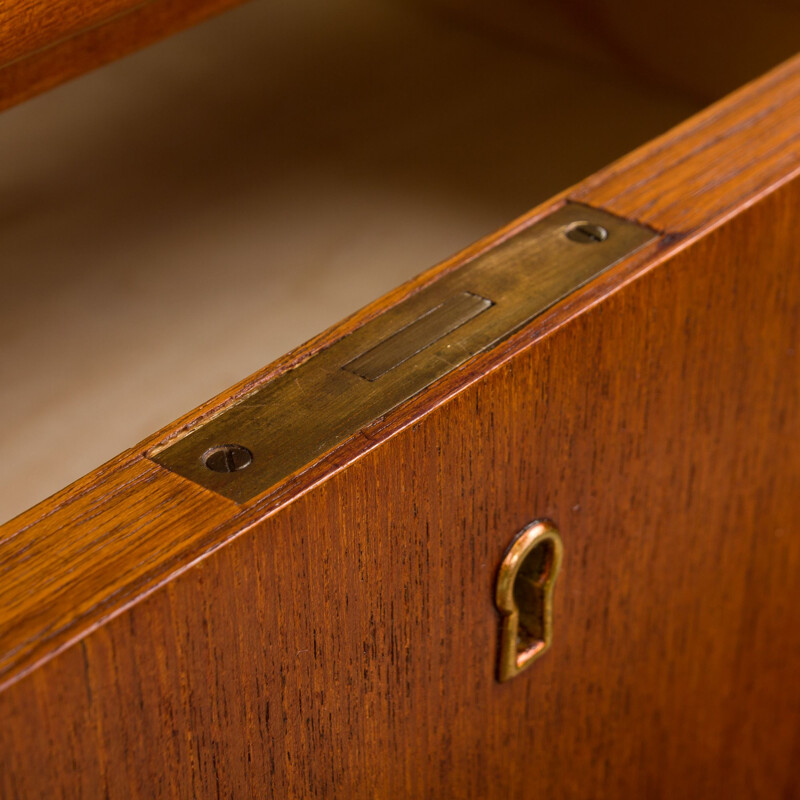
[0,0,705,522]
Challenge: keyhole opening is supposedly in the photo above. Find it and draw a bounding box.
[495,520,563,681]
[513,538,555,654]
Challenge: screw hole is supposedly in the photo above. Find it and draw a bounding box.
[565,221,609,244]
[202,444,252,473]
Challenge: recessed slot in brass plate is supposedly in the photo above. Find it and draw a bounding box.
[344,291,493,381]
[150,203,656,502]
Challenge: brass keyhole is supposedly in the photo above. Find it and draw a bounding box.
[495,520,563,682]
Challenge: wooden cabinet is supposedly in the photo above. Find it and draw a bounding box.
[1,2,799,797]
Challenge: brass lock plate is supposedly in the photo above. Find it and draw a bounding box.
[150,203,656,502]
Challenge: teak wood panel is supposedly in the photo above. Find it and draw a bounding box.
[1,54,799,798]
[2,52,798,690]
[3,174,799,799]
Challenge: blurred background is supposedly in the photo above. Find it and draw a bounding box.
[1,0,797,522]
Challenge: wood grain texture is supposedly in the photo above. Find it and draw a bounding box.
[1,53,799,797]
[0,0,251,111]
[571,52,800,233]
[0,0,699,526]
[2,170,799,799]
[1,52,797,692]
[3,0,797,114]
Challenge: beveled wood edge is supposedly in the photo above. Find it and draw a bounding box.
[1,53,798,689]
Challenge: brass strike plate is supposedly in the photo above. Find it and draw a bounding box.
[151,203,656,502]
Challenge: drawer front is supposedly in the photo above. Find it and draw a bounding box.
[1,53,799,800]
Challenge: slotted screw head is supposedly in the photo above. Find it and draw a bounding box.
[565,221,609,244]
[202,444,253,473]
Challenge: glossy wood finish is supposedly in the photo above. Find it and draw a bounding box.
[0,0,700,526]
[0,0,249,111]
[3,0,798,113]
[571,58,800,232]
[1,52,799,799]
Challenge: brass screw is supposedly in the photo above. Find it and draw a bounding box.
[565,222,608,244]
[202,444,253,473]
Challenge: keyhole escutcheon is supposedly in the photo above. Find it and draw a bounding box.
[495,519,563,682]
